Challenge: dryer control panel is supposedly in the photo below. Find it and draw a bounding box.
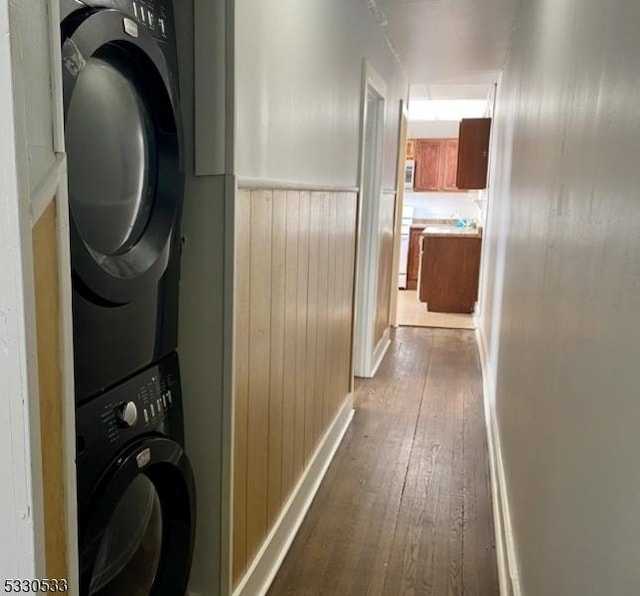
[129,0,172,41]
[74,0,176,43]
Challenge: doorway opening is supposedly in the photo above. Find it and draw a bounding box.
[392,83,496,331]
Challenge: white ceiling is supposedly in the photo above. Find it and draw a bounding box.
[410,83,495,101]
[370,0,521,86]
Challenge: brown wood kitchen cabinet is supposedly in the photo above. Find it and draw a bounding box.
[413,138,460,192]
[414,140,443,191]
[419,233,482,313]
[441,139,459,191]
[406,225,425,290]
[406,138,416,159]
[456,118,492,189]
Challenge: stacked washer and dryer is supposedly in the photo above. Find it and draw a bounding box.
[60,1,196,594]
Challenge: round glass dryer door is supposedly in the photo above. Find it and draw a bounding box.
[61,9,182,305]
[66,56,157,258]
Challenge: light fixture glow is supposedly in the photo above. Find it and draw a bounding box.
[408,99,489,121]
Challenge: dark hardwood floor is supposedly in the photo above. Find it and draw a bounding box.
[268,327,498,596]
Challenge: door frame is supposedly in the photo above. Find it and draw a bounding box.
[352,60,387,380]
[389,99,408,328]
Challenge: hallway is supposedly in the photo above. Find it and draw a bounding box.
[269,328,498,595]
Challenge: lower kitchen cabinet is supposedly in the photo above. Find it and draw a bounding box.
[419,234,482,313]
[406,225,425,290]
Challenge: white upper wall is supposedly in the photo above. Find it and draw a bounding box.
[9,0,58,195]
[235,0,408,189]
[404,192,480,221]
[480,0,640,593]
[407,120,460,139]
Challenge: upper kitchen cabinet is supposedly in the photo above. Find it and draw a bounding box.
[456,118,492,189]
[441,139,459,191]
[406,138,416,159]
[414,139,444,191]
[414,138,461,192]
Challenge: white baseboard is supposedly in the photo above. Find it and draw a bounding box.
[369,328,391,378]
[475,326,522,596]
[231,393,355,596]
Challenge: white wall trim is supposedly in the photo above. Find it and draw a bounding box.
[475,325,521,596]
[389,99,408,328]
[369,328,391,378]
[364,60,388,100]
[221,174,237,596]
[49,0,65,154]
[54,165,80,595]
[47,1,79,587]
[237,177,359,193]
[30,154,66,225]
[229,393,355,596]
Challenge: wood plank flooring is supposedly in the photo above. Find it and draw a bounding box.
[397,290,475,330]
[268,327,498,596]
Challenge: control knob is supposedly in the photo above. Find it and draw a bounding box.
[115,401,138,428]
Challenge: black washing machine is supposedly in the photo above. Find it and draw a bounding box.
[61,0,185,403]
[76,353,196,595]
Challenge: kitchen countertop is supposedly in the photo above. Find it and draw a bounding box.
[412,218,458,226]
[422,225,482,239]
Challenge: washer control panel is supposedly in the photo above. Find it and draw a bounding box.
[135,367,177,430]
[75,352,184,510]
[115,401,138,427]
[75,352,183,454]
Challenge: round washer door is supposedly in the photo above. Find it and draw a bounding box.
[62,9,182,305]
[80,437,196,596]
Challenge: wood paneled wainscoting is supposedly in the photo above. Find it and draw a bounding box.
[233,188,359,593]
[33,201,67,578]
